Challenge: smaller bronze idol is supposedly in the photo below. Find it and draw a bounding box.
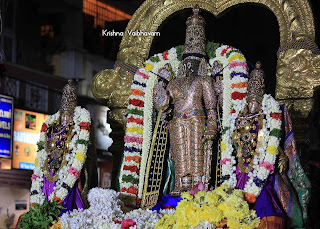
[44,79,77,180]
[233,62,265,173]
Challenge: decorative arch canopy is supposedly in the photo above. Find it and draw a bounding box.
[92,0,319,149]
[92,0,315,107]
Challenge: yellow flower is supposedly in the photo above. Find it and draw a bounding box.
[208,208,223,224]
[75,152,86,163]
[205,191,219,206]
[242,225,252,229]
[181,192,193,201]
[221,141,227,151]
[185,204,196,215]
[266,145,278,155]
[195,191,206,203]
[226,195,241,207]
[155,225,168,229]
[176,199,189,210]
[155,215,175,229]
[218,202,231,212]
[126,126,143,134]
[156,181,260,229]
[228,218,242,229]
[213,187,228,202]
[173,225,188,229]
[200,205,211,221]
[223,208,237,219]
[144,62,153,71]
[214,183,228,193]
[228,53,246,63]
[232,189,244,198]
[35,158,38,167]
[233,209,246,219]
[250,218,261,228]
[49,221,62,229]
[175,214,188,227]
[189,214,201,228]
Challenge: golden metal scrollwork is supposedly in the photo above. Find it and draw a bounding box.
[91,0,317,131]
[276,49,320,100]
[108,108,127,127]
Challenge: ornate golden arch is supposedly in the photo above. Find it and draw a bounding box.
[92,0,319,145]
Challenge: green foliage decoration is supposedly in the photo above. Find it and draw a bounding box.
[18,199,63,229]
[206,41,222,59]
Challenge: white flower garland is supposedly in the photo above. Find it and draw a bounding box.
[119,47,180,198]
[138,48,180,198]
[30,106,91,205]
[221,94,282,197]
[209,45,248,127]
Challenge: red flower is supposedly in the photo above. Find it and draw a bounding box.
[230,108,236,114]
[221,46,233,56]
[221,158,231,165]
[128,186,138,195]
[123,165,139,175]
[53,196,63,205]
[127,116,144,125]
[80,122,91,131]
[165,205,174,209]
[31,174,40,182]
[31,203,39,208]
[121,219,136,229]
[121,186,138,195]
[231,92,247,100]
[271,112,282,121]
[68,167,81,178]
[129,99,144,107]
[41,123,47,132]
[162,50,169,60]
[136,198,141,207]
[259,161,275,174]
[114,220,122,224]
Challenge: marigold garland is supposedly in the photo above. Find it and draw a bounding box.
[155,184,260,229]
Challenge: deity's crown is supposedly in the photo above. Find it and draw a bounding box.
[182,4,207,60]
[247,61,265,103]
[60,79,77,115]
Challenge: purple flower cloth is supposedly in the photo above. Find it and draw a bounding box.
[236,165,285,219]
[43,171,85,216]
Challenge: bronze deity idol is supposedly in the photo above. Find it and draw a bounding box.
[153,5,217,194]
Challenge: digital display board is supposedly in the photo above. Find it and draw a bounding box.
[12,109,50,170]
[0,94,14,158]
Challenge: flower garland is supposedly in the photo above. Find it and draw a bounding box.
[208,45,249,127]
[55,188,167,229]
[155,184,260,229]
[30,106,91,205]
[220,94,282,198]
[119,47,180,198]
